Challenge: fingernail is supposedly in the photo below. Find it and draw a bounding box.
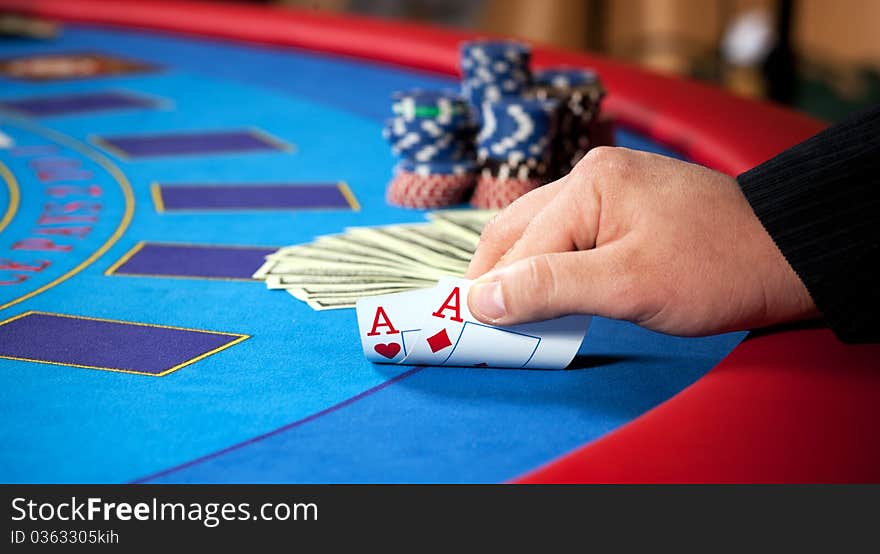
[470,280,507,321]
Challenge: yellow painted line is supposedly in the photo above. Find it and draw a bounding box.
[247,126,295,153]
[0,310,249,377]
[105,241,278,281]
[114,240,281,250]
[154,182,358,213]
[103,241,146,276]
[155,334,250,377]
[150,183,165,213]
[105,272,260,282]
[156,206,358,213]
[0,116,135,312]
[87,134,132,161]
[337,181,361,212]
[0,162,20,234]
[91,128,295,160]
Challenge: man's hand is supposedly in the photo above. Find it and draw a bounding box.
[465,147,819,336]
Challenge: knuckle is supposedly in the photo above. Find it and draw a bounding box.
[590,146,634,179]
[569,151,597,181]
[584,145,616,165]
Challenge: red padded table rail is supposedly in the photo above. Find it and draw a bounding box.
[1,0,824,175]
[3,0,877,483]
[518,328,880,483]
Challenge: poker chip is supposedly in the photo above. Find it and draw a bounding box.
[589,113,616,149]
[397,159,477,176]
[534,68,602,93]
[470,174,541,209]
[387,168,475,209]
[480,158,551,183]
[476,97,558,162]
[391,89,471,124]
[383,90,477,165]
[384,89,479,207]
[384,48,610,210]
[531,67,607,178]
[460,39,532,110]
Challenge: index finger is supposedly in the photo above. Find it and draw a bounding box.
[466,176,567,278]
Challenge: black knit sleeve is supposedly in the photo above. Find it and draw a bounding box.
[737,104,880,343]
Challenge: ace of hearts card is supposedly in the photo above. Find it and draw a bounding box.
[356,278,590,369]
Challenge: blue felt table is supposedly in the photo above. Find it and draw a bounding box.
[0,25,744,483]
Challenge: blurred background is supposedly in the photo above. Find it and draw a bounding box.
[262,0,880,122]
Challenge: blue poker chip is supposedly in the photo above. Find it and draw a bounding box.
[459,40,533,110]
[462,63,531,80]
[460,39,531,66]
[461,64,531,90]
[388,135,475,161]
[477,97,559,137]
[392,138,473,160]
[461,84,530,111]
[534,67,598,88]
[383,122,472,145]
[476,98,558,158]
[460,40,532,97]
[391,88,467,103]
[391,89,471,122]
[383,116,475,138]
[397,159,477,176]
[407,139,476,162]
[383,116,476,160]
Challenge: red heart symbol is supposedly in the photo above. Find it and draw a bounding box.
[374,342,401,359]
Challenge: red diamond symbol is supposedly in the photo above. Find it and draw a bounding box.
[426,329,452,353]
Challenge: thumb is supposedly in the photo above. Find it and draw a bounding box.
[467,250,624,325]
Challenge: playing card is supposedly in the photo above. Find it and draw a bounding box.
[355,289,430,363]
[401,277,590,369]
[442,323,541,368]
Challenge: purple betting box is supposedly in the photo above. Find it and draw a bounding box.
[0,312,246,376]
[156,183,355,211]
[0,91,158,117]
[95,130,285,158]
[110,243,276,280]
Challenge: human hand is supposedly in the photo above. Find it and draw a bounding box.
[465,147,819,336]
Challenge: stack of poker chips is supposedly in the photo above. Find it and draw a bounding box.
[471,97,559,209]
[532,68,606,180]
[460,40,532,111]
[383,90,479,208]
[382,41,612,210]
[387,159,478,209]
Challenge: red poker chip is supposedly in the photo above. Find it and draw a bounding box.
[389,176,468,197]
[470,175,541,209]
[386,169,475,208]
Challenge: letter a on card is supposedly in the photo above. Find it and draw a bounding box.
[401,279,472,366]
[401,277,592,369]
[356,289,430,364]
